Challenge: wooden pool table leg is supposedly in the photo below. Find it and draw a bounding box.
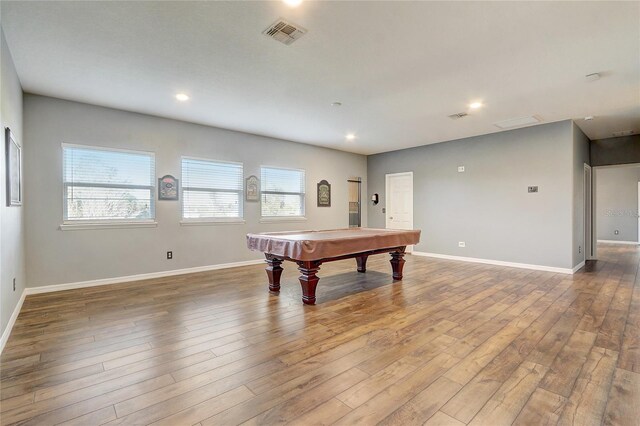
[297,261,321,305]
[356,255,369,273]
[390,247,406,280]
[265,254,283,293]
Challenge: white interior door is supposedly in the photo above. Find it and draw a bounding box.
[386,172,414,250]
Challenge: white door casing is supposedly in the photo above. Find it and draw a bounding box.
[584,164,594,260]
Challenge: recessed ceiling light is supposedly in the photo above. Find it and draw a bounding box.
[283,0,302,7]
[331,102,342,107]
[346,133,356,141]
[175,93,189,102]
[469,102,483,110]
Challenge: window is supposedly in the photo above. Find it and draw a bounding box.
[63,145,155,222]
[261,166,305,217]
[182,157,243,220]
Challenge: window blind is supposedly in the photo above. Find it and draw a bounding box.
[182,158,243,219]
[63,145,155,221]
[261,166,305,217]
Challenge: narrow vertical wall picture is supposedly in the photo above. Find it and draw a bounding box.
[317,179,331,207]
[158,175,179,200]
[246,175,259,201]
[5,127,22,206]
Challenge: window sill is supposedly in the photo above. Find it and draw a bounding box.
[59,221,158,231]
[259,216,307,223]
[180,219,246,226]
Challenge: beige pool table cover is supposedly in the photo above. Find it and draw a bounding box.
[246,228,421,261]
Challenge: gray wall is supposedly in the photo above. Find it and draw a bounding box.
[591,135,640,167]
[24,95,367,288]
[0,28,26,336]
[572,123,590,266]
[594,164,640,242]
[367,121,576,269]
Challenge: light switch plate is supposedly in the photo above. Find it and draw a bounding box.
[458,166,465,173]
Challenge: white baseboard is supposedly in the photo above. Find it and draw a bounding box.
[597,240,639,245]
[412,251,576,274]
[0,289,27,354]
[26,259,265,295]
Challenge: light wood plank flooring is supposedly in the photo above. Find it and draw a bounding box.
[1,244,638,425]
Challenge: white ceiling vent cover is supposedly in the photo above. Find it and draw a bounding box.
[448,112,468,120]
[494,116,541,129]
[612,130,635,137]
[263,19,307,45]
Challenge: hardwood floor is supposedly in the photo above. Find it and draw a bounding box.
[1,243,638,425]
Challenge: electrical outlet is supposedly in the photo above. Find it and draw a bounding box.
[458,242,466,248]
[528,186,539,193]
[13,278,16,292]
[382,208,386,213]
[167,251,173,260]
[457,166,465,173]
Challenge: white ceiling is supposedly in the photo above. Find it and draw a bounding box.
[1,1,639,155]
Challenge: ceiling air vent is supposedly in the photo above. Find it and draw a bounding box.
[263,18,307,45]
[448,112,468,120]
[493,115,541,129]
[612,130,635,137]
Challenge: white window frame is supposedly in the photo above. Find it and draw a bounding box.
[60,143,157,230]
[259,165,307,222]
[180,156,245,225]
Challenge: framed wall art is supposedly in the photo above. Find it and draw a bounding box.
[5,127,21,206]
[158,174,179,200]
[246,175,259,201]
[317,179,331,207]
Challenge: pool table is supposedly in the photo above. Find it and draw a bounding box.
[246,228,421,305]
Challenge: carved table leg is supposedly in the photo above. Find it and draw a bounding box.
[390,247,406,280]
[297,261,321,305]
[265,254,283,293]
[356,255,369,273]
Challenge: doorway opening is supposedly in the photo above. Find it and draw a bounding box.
[348,178,361,228]
[592,163,640,256]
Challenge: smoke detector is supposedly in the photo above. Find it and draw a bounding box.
[263,18,307,45]
[448,112,468,120]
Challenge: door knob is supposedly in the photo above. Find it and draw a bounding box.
[390,216,394,219]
